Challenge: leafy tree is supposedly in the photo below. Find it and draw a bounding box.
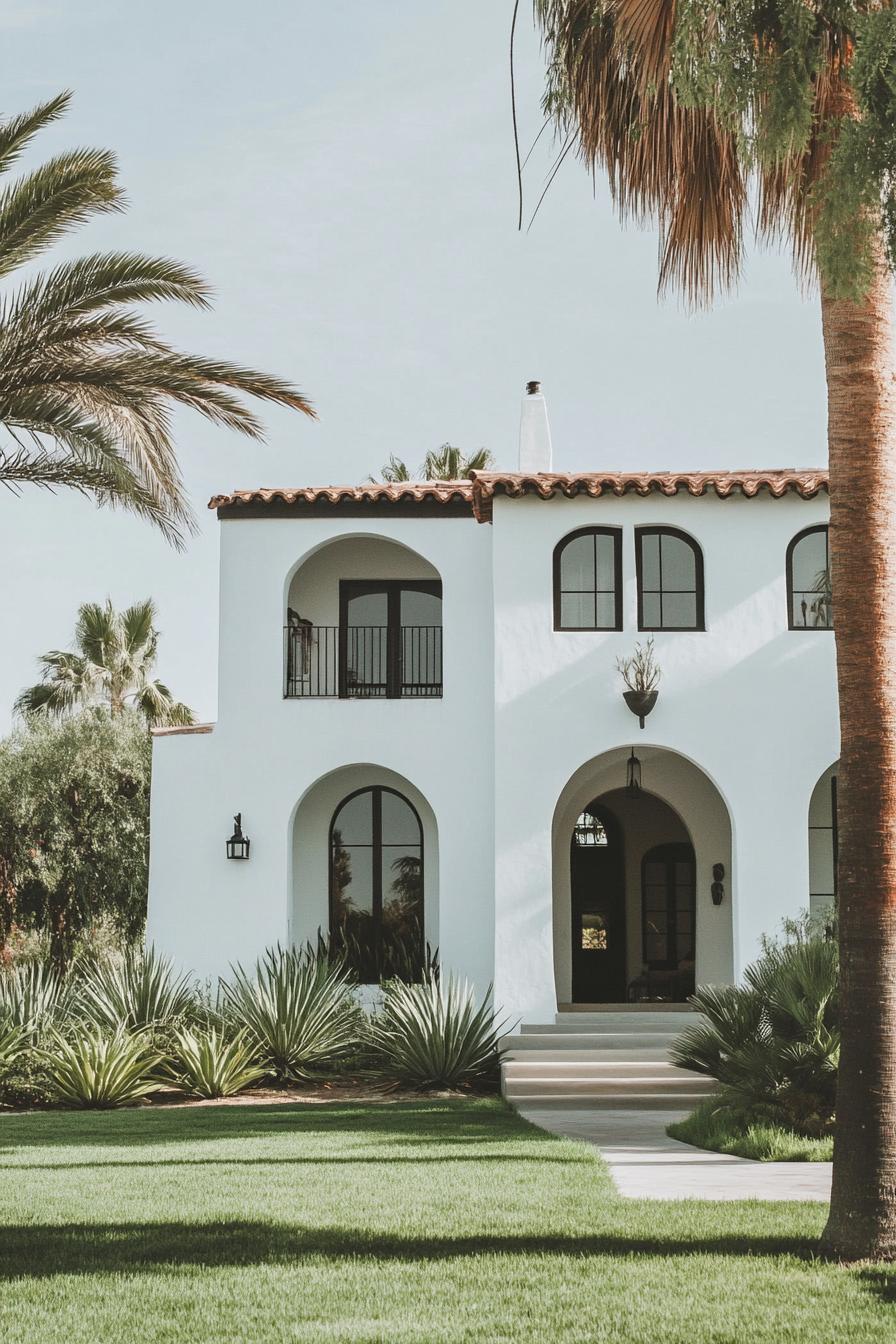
[15,597,193,727]
[0,92,315,546]
[0,711,151,969]
[535,0,896,1263]
[373,445,495,482]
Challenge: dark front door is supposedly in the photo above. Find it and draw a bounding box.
[641,842,696,1000]
[570,803,626,1003]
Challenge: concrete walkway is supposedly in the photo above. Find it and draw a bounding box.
[518,1106,833,1201]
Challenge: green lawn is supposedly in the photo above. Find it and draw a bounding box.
[668,1101,834,1162]
[0,1098,892,1344]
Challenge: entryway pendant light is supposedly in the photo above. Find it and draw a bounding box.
[626,749,642,798]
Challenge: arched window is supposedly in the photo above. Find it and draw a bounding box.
[553,528,622,631]
[808,764,838,924]
[635,527,705,631]
[787,526,832,629]
[329,786,423,982]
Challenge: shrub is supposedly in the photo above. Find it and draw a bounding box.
[0,960,66,1042]
[367,974,507,1089]
[0,1046,56,1108]
[40,1025,162,1108]
[0,1017,27,1070]
[76,945,196,1031]
[222,945,361,1082]
[162,1027,266,1099]
[670,935,839,1136]
[668,1100,833,1162]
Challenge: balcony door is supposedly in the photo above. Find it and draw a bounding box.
[339,580,442,698]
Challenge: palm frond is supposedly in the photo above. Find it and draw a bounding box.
[0,92,72,176]
[0,150,122,280]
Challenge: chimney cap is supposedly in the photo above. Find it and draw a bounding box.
[525,380,541,396]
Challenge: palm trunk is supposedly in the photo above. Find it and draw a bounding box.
[820,239,896,1262]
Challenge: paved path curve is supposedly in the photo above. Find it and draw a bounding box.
[518,1106,833,1202]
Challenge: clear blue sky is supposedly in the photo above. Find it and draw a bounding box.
[0,0,827,728]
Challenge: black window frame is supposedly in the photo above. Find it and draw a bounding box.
[635,526,705,632]
[328,784,424,981]
[553,527,623,632]
[338,578,442,698]
[786,525,832,631]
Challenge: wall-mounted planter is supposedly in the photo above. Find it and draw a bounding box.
[623,688,658,730]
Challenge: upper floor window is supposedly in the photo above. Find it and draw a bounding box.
[787,526,832,629]
[553,528,622,631]
[635,527,704,631]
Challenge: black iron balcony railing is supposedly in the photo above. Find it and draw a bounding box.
[284,625,443,699]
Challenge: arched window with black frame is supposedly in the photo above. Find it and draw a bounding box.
[329,786,423,982]
[787,525,832,630]
[635,526,705,631]
[553,527,623,631]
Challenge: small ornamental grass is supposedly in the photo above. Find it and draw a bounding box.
[368,973,507,1089]
[162,1026,266,1099]
[77,945,197,1031]
[0,1018,28,1070]
[222,944,361,1082]
[40,1025,162,1109]
[0,960,67,1041]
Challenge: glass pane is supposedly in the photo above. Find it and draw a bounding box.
[791,530,827,592]
[330,844,373,920]
[401,589,441,626]
[644,863,665,884]
[660,534,696,590]
[380,791,420,846]
[645,935,667,962]
[676,912,693,933]
[595,593,617,629]
[346,591,388,626]
[809,827,835,896]
[641,593,662,628]
[382,845,423,914]
[641,533,661,589]
[332,791,372,845]
[643,915,666,935]
[675,862,692,884]
[661,593,698,628]
[561,535,596,590]
[560,592,595,628]
[581,913,608,950]
[345,626,387,692]
[594,533,616,589]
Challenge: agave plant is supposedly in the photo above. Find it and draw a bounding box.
[41,1025,162,1108]
[222,945,360,1082]
[0,961,67,1042]
[367,973,507,1089]
[0,1016,28,1071]
[76,945,196,1031]
[162,1026,266,1099]
[671,936,839,1136]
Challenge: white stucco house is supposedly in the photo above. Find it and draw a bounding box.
[147,384,837,1025]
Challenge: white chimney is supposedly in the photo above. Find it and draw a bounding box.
[518,379,553,473]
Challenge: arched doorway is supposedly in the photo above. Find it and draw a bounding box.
[553,747,732,1006]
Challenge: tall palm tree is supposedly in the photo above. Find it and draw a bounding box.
[534,1,896,1261]
[373,444,495,482]
[0,92,315,546]
[15,597,193,727]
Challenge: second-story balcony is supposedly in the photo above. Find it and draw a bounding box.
[285,623,443,698]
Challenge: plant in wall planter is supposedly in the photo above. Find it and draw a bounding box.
[616,638,660,729]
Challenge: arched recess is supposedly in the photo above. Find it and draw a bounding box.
[289,764,439,980]
[283,535,443,699]
[552,746,732,1005]
[808,761,839,922]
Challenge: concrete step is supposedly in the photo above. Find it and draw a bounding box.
[502,1060,700,1079]
[507,1091,715,1111]
[556,1004,696,1015]
[503,1075,710,1095]
[501,1032,684,1052]
[520,1022,688,1036]
[503,1046,676,1063]
[553,1010,696,1025]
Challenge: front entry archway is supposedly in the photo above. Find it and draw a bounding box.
[554,747,732,1007]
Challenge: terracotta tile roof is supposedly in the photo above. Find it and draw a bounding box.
[469,470,828,522]
[208,471,828,522]
[151,723,215,737]
[209,482,474,512]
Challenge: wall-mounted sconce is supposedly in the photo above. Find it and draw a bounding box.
[226,812,250,860]
[711,862,725,905]
[626,748,642,798]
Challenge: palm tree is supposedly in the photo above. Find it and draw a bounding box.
[373,444,495,482]
[0,92,315,546]
[15,598,194,727]
[534,2,896,1261]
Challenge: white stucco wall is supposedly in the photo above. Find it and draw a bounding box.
[490,491,838,1022]
[147,512,494,992]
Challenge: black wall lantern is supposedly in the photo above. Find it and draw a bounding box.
[226,812,250,860]
[626,748,642,798]
[711,862,725,905]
